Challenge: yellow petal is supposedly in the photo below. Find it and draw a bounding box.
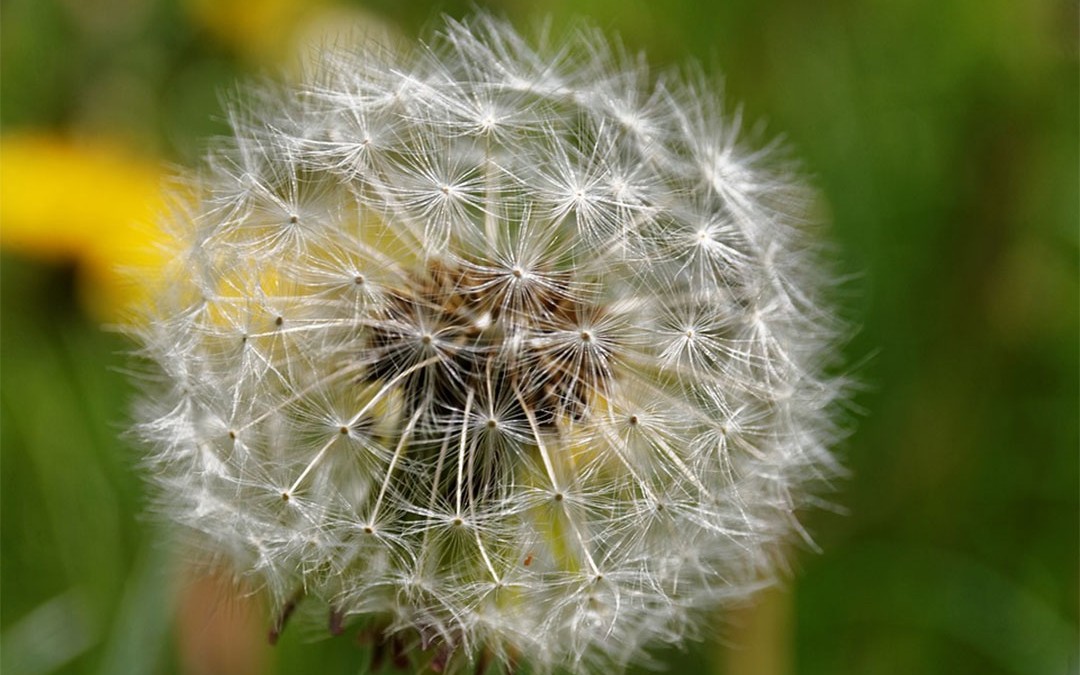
[0,134,168,319]
[183,0,326,63]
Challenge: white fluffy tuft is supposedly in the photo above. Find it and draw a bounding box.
[130,14,848,674]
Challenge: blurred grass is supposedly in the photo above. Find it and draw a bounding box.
[2,0,1076,673]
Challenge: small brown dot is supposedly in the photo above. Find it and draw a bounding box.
[275,316,284,326]
[241,334,248,343]
[353,275,365,285]
[288,214,300,224]
[486,418,498,429]
[421,334,433,345]
[452,517,463,527]
[339,426,349,435]
[511,267,523,278]
[363,526,374,534]
[628,415,639,426]
[281,492,290,502]
[580,331,593,343]
[228,430,237,440]
[553,493,564,502]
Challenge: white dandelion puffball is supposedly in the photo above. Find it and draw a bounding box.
[132,14,846,674]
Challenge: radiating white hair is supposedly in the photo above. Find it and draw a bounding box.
[131,14,848,674]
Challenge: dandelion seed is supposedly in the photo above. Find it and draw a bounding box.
[130,14,848,675]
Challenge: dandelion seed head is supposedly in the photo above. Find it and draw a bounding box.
[131,14,848,674]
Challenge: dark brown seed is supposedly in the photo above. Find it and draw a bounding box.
[268,590,303,645]
[329,607,345,636]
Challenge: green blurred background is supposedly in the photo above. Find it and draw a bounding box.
[2,0,1077,673]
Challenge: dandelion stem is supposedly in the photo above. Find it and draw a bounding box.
[455,388,475,516]
[513,382,560,491]
[371,401,427,523]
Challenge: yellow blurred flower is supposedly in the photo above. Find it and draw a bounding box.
[0,134,167,320]
[184,0,402,71]
[184,0,327,63]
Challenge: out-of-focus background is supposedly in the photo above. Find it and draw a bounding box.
[2,1,1076,673]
